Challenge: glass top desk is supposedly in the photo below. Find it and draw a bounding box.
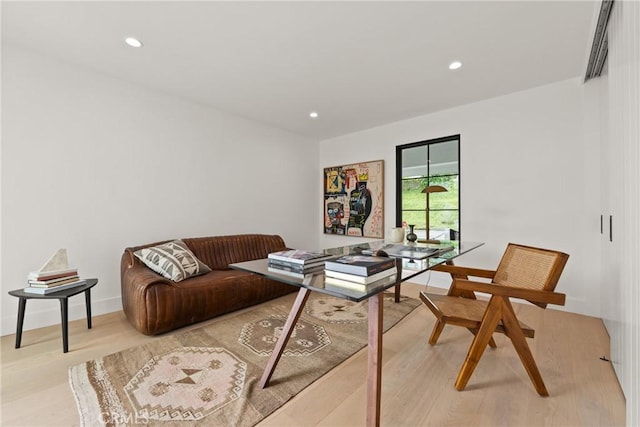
[230,240,483,427]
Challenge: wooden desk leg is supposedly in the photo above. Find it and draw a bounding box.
[85,289,92,329]
[59,298,69,353]
[367,292,384,427]
[15,298,26,349]
[259,287,311,388]
[394,258,402,302]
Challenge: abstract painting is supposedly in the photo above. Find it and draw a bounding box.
[323,160,384,238]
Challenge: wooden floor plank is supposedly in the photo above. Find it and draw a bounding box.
[0,283,625,426]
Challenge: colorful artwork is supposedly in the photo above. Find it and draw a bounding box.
[323,160,384,238]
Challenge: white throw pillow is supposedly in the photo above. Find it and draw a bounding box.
[134,240,211,282]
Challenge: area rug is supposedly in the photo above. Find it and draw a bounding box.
[69,291,420,426]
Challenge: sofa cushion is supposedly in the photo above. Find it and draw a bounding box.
[134,239,211,282]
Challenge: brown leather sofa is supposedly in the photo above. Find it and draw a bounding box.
[121,234,295,335]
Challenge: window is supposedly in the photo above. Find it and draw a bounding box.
[395,135,460,241]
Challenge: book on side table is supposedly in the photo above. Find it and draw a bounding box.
[25,248,85,294]
[27,275,81,288]
[24,279,87,294]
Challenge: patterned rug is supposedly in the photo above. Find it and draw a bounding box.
[69,291,420,426]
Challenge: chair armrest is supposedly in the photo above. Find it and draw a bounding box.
[454,279,566,306]
[432,264,496,279]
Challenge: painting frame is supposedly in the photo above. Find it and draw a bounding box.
[323,160,384,238]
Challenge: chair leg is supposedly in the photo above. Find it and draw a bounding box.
[455,297,503,391]
[467,328,498,348]
[501,299,549,396]
[429,320,446,345]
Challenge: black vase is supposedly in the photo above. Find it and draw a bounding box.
[406,224,418,243]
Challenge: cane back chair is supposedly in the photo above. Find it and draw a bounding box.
[420,243,569,396]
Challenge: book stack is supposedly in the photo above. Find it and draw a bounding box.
[267,249,335,279]
[24,249,87,294]
[324,254,397,291]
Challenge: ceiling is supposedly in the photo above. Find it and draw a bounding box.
[2,1,597,140]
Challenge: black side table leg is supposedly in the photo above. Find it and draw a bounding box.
[85,288,92,329]
[59,298,69,353]
[15,298,27,349]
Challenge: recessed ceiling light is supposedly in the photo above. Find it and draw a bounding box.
[125,37,143,48]
[449,61,462,70]
[309,111,319,119]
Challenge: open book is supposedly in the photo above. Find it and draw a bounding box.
[364,244,454,260]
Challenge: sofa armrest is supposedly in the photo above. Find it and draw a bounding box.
[121,249,174,288]
[121,249,178,334]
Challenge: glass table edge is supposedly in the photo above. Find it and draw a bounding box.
[230,241,484,302]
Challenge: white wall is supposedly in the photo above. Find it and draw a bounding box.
[0,44,609,334]
[602,1,640,423]
[1,45,319,335]
[319,77,602,317]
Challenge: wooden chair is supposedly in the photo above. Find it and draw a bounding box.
[420,243,569,396]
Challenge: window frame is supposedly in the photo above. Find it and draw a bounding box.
[395,134,461,240]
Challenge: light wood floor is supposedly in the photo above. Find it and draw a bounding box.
[0,283,625,426]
